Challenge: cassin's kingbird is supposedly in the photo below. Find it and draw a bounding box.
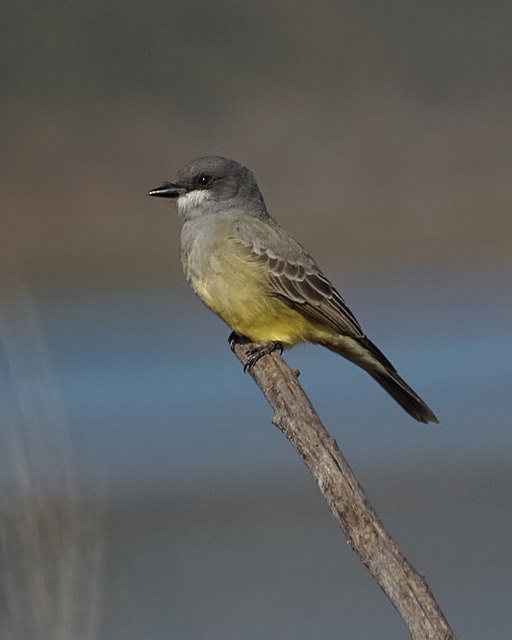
[149,156,438,423]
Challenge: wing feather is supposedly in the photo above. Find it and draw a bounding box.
[233,228,364,337]
[268,257,363,337]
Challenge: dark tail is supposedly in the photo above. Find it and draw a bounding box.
[322,336,439,424]
[368,369,438,423]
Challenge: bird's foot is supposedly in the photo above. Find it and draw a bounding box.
[228,333,283,370]
[244,341,283,372]
[228,331,249,352]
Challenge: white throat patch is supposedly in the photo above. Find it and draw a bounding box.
[177,189,210,215]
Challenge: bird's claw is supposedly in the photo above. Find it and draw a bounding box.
[228,331,239,352]
[228,333,283,370]
[243,341,283,372]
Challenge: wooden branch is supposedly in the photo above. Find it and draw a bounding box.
[232,342,455,640]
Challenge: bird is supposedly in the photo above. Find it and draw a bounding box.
[149,155,438,423]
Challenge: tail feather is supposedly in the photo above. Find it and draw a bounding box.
[369,369,438,424]
[321,335,438,424]
[361,335,438,423]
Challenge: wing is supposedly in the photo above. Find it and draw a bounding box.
[231,218,364,338]
[264,252,364,337]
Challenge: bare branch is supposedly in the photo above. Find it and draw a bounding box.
[232,342,455,640]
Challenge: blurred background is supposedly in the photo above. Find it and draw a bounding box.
[1,1,511,638]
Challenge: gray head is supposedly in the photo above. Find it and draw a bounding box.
[148,156,268,220]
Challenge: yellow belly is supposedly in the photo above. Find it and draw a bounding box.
[186,237,333,346]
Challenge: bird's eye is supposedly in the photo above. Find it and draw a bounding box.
[198,174,212,187]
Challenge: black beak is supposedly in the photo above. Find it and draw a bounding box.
[148,182,186,198]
